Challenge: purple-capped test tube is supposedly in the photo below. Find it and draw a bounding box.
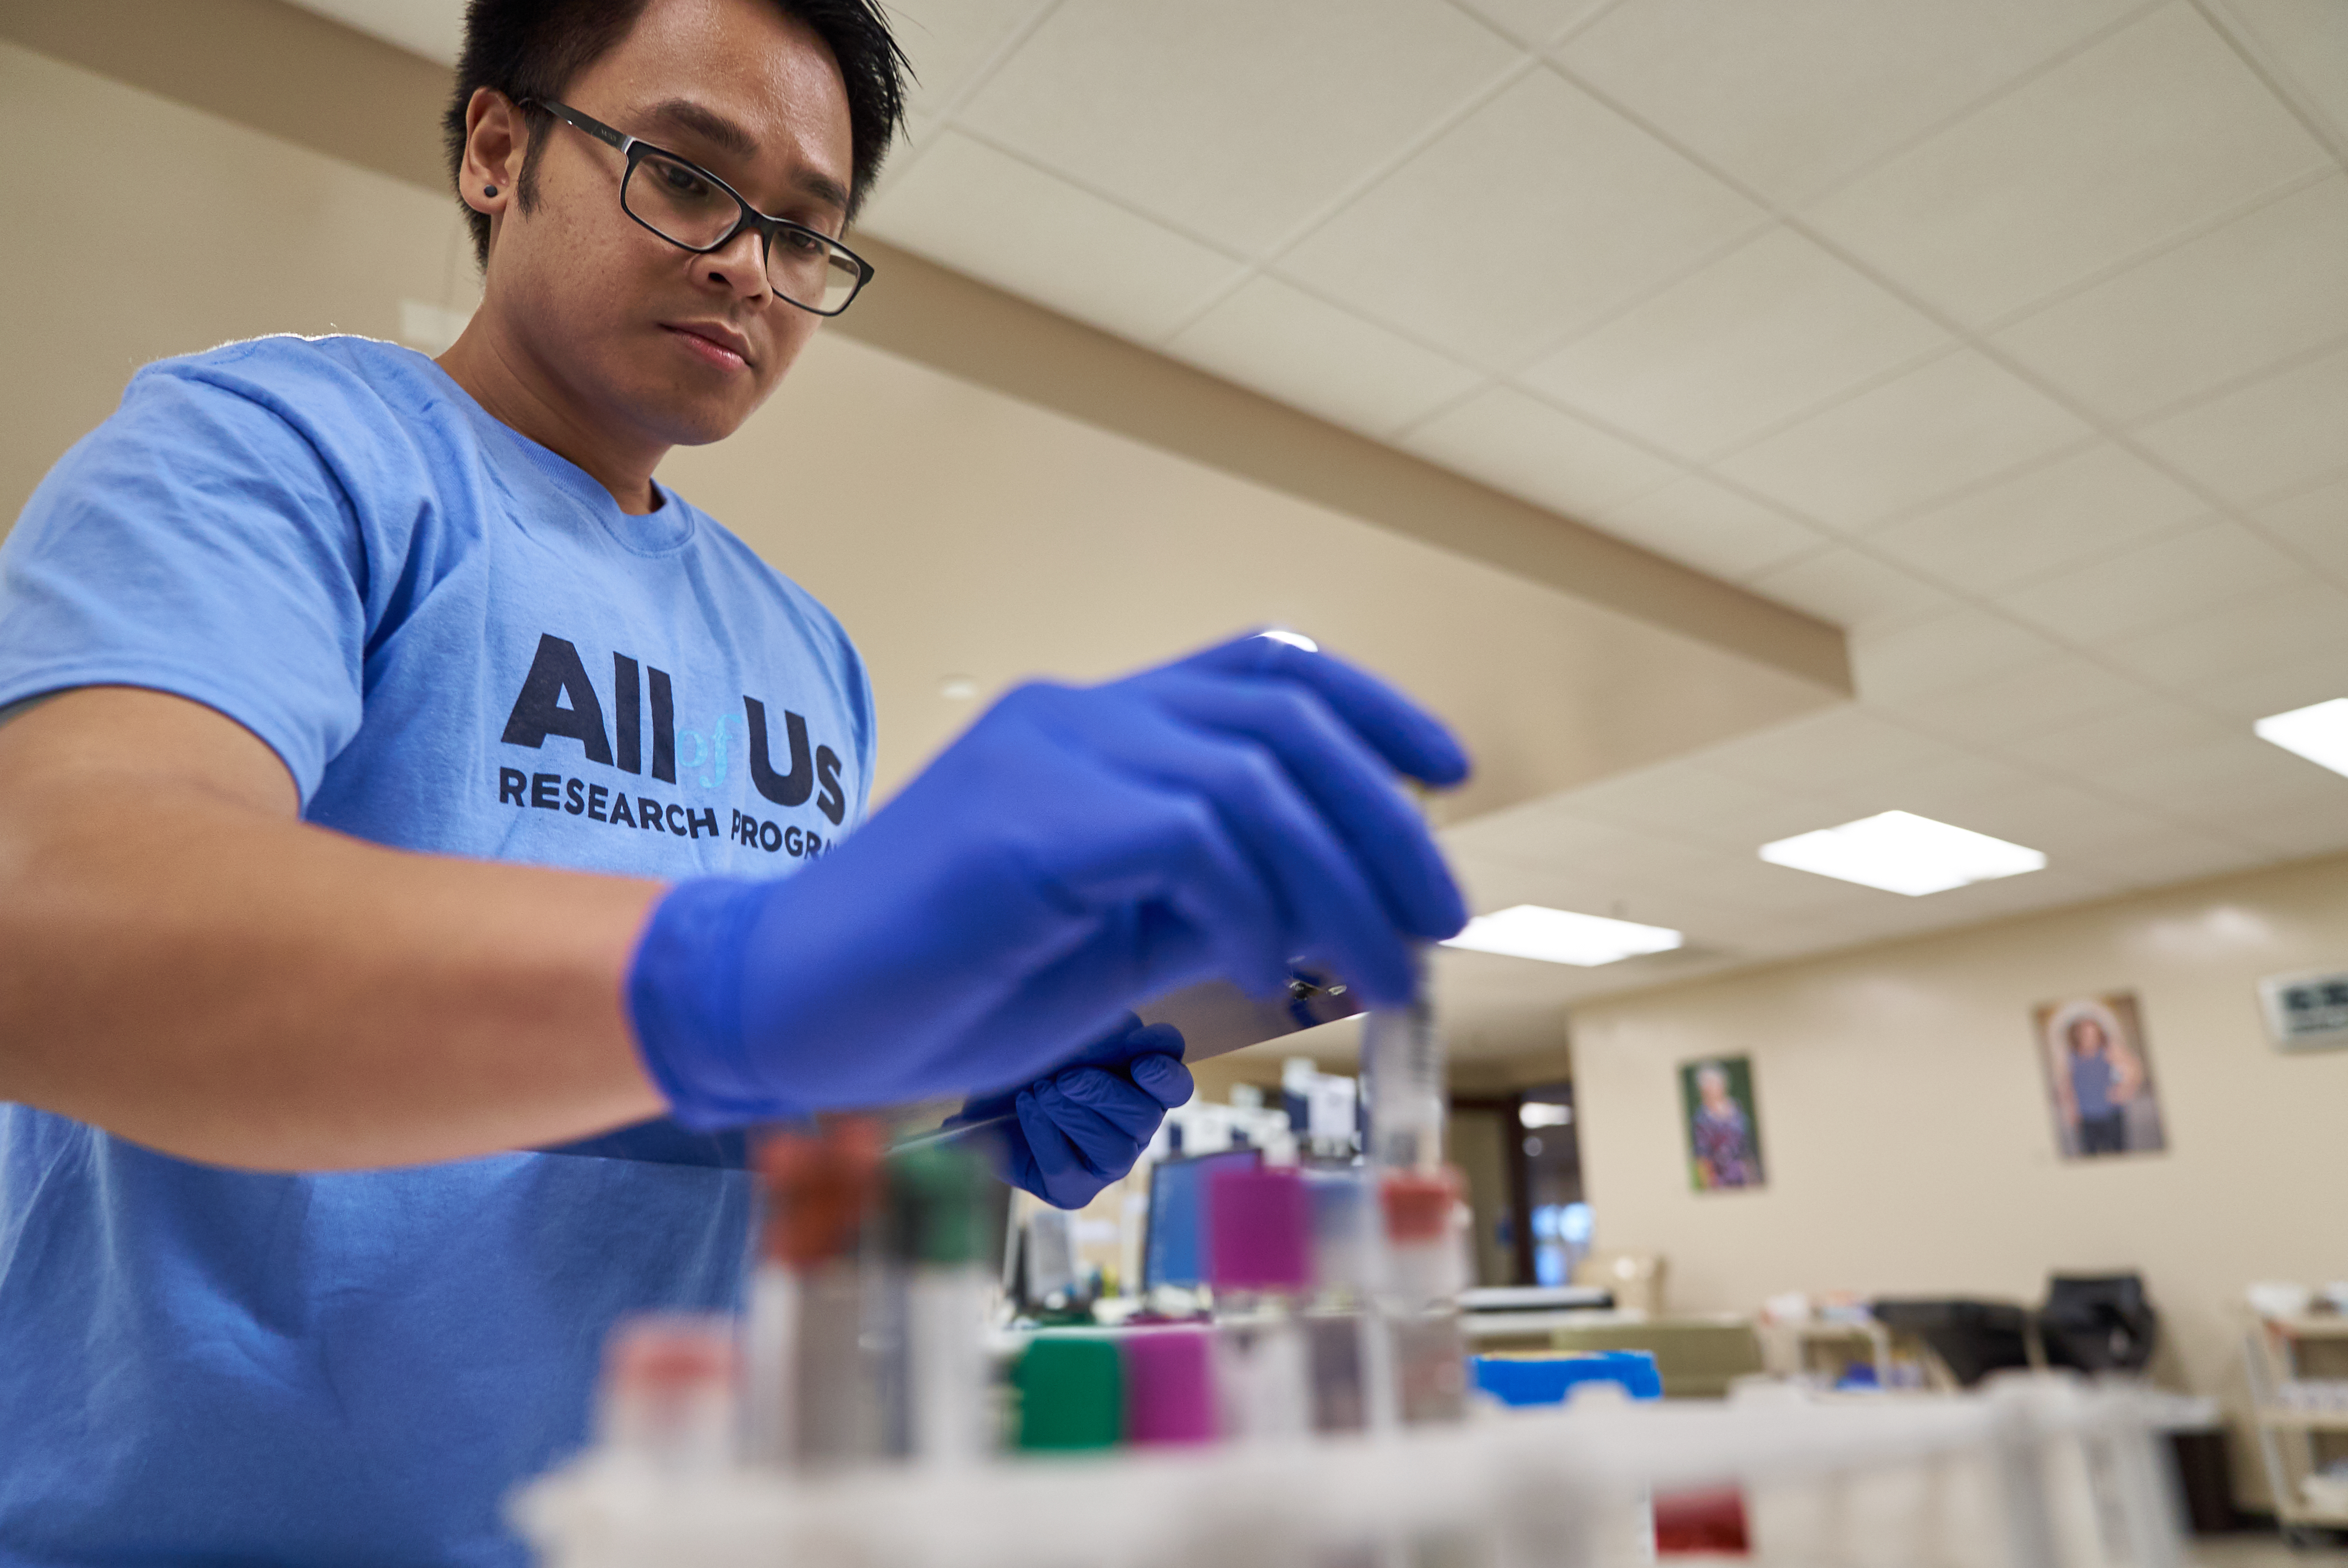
[1207,1165,1312,1294]
[1122,1327,1219,1446]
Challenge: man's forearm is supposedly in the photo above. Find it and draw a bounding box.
[0,690,668,1170]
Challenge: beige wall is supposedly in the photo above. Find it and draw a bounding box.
[0,40,480,528]
[1571,849,2348,1491]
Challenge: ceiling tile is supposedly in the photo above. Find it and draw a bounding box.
[2228,796,2348,860]
[1993,519,2304,646]
[2061,824,2263,890]
[1442,801,1642,868]
[859,132,1243,340]
[1552,0,2145,205]
[1992,174,2348,423]
[955,0,1520,255]
[1897,654,2154,748]
[1583,475,1829,581]
[2099,731,2348,818]
[1713,351,2093,531]
[1744,546,1952,631]
[2256,472,2348,584]
[1277,70,1765,368]
[1402,385,1682,517]
[1517,227,1949,461]
[1994,697,2235,782]
[885,0,1052,113]
[1861,443,2212,596]
[1851,608,2063,704]
[2168,639,2348,724]
[1804,3,2330,327]
[1701,707,1971,795]
[1926,776,2176,860]
[1556,763,1832,849]
[1164,276,1484,437]
[1840,747,2044,823]
[1449,0,1616,48]
[2132,338,2348,506]
[1657,852,1886,920]
[2095,576,2348,690]
[2220,0,2348,144]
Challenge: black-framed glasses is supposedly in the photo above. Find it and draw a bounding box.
[527,98,872,317]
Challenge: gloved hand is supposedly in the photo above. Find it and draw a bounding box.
[627,631,1468,1128]
[948,1018,1193,1208]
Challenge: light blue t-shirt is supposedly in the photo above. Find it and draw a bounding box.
[0,336,876,1565]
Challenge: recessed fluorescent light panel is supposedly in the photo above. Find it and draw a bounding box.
[2256,698,2348,778]
[1759,810,2045,897]
[1441,905,1683,966]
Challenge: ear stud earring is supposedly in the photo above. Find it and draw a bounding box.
[484,184,500,198]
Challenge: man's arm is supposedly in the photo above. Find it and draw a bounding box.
[0,687,667,1171]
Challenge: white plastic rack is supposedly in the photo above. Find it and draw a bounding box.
[517,1374,2186,1568]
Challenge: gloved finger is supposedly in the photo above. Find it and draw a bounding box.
[1034,1079,1154,1179]
[1136,670,1465,940]
[1067,1018,1182,1071]
[1129,1051,1193,1108]
[914,910,1222,1098]
[1062,697,1414,1005]
[1015,730,1294,1000]
[1049,1065,1171,1141]
[1169,633,1469,788]
[1013,1087,1096,1206]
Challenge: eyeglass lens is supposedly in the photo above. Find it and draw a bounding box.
[623,151,862,314]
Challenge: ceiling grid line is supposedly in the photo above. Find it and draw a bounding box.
[1473,18,2348,884]
[1962,161,2342,342]
[1469,0,2175,375]
[2190,0,2348,172]
[1533,25,2348,609]
[871,0,1065,189]
[1149,52,1549,343]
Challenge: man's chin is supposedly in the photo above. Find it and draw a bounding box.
[637,391,763,450]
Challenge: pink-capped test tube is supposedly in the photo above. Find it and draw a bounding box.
[1208,1164,1314,1440]
[1122,1327,1219,1447]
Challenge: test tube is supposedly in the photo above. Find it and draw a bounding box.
[1378,1167,1470,1426]
[1015,1335,1124,1452]
[744,1117,885,1471]
[598,1313,740,1473]
[888,1141,994,1466]
[1300,1167,1380,1434]
[1122,1327,1219,1447]
[1362,950,1444,1175]
[1208,1163,1314,1441]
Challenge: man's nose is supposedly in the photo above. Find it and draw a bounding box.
[698,225,769,302]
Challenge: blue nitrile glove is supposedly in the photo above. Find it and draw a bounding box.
[947,1018,1194,1208]
[626,631,1469,1129]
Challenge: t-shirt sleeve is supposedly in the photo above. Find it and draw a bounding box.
[0,353,369,802]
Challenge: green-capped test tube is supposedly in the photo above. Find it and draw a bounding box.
[1014,1335,1124,1452]
[889,1142,995,1464]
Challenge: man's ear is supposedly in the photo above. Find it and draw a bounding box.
[459,88,526,222]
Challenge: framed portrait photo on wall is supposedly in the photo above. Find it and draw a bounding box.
[2033,992,2166,1159]
[1678,1056,1765,1193]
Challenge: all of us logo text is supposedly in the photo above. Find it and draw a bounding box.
[496,633,847,859]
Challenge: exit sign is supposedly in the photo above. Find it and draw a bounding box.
[2259,969,2348,1052]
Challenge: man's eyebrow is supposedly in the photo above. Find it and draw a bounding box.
[641,97,851,214]
[642,98,760,161]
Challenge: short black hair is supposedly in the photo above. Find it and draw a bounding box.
[443,0,908,267]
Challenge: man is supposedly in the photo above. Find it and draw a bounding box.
[0,0,1466,1558]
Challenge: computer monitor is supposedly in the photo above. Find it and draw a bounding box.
[1141,1148,1262,1291]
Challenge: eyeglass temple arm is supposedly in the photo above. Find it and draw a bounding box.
[520,98,631,157]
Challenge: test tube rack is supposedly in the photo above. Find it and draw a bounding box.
[516,1373,2187,1568]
